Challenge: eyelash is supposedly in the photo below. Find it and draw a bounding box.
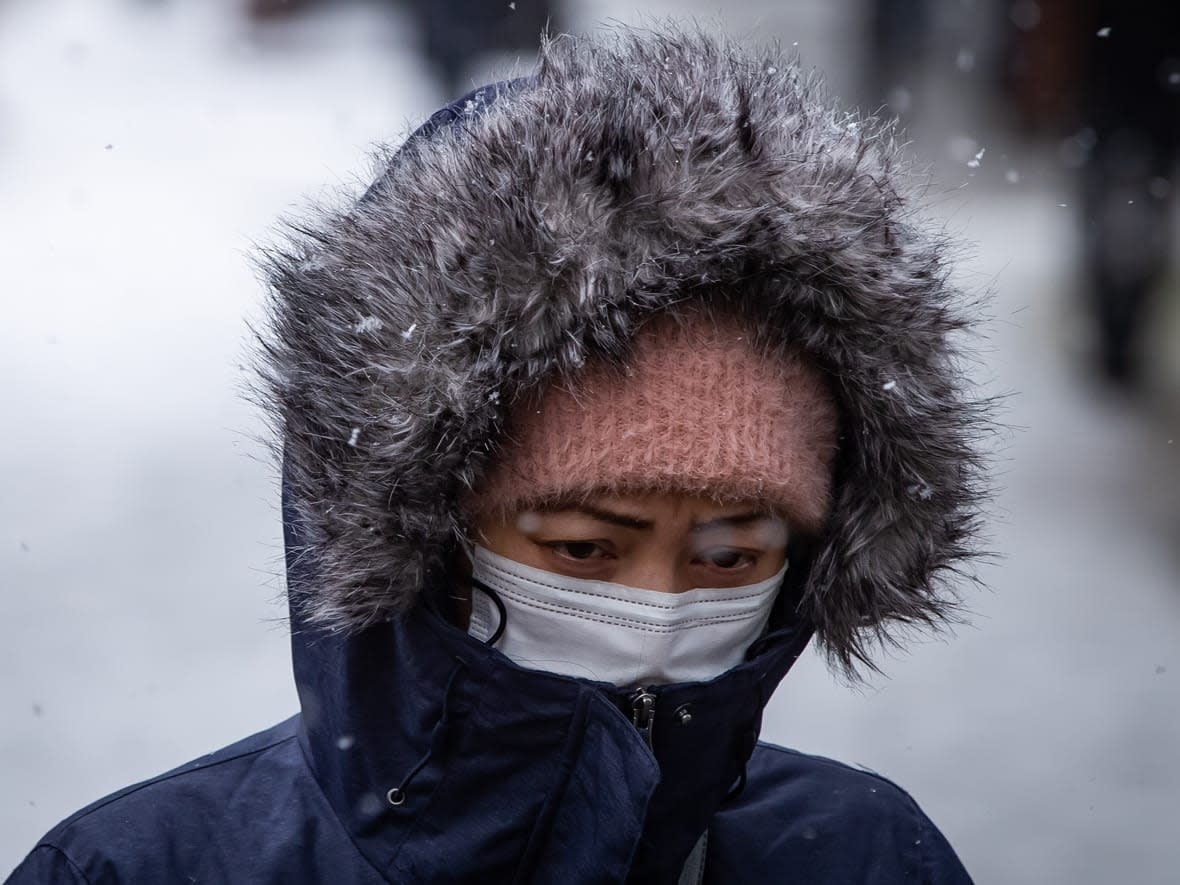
[545,541,613,561]
[698,549,757,571]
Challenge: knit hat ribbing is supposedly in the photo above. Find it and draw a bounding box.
[472,310,841,536]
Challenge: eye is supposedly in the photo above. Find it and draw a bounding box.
[696,548,757,571]
[547,541,612,561]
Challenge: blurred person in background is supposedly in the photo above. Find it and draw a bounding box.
[247,0,561,95]
[864,0,933,120]
[1077,1,1180,387]
[5,24,992,884]
[1000,0,1180,388]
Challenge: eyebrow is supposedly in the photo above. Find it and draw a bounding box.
[539,503,775,532]
[692,511,775,532]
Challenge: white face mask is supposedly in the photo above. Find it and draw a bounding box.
[466,544,788,687]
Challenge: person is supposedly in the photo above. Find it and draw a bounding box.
[6,23,994,884]
[1076,1,1180,387]
[244,0,563,99]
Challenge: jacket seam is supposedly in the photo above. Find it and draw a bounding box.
[911,799,938,885]
[57,729,298,831]
[28,843,95,885]
[512,686,593,882]
[753,741,914,793]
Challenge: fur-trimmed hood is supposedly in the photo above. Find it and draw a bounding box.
[256,25,995,677]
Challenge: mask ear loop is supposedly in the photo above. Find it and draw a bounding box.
[470,577,508,647]
[451,530,508,646]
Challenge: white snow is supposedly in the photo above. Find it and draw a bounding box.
[355,316,383,334]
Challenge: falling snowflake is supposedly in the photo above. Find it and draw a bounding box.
[402,323,417,340]
[1096,26,1111,37]
[355,316,383,333]
[348,428,360,447]
[882,380,898,391]
[1005,169,1021,184]
[887,86,912,114]
[967,147,985,168]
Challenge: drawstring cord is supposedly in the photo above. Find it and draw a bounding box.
[386,657,467,807]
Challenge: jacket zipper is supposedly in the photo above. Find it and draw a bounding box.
[630,687,656,750]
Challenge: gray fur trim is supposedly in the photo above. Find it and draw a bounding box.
[253,24,1000,678]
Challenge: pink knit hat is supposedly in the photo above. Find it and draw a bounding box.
[473,309,841,536]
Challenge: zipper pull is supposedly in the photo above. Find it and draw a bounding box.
[630,687,656,750]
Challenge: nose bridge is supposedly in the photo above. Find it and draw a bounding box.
[621,503,704,593]
[625,534,688,594]
[628,561,680,594]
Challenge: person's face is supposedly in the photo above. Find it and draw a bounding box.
[469,491,790,594]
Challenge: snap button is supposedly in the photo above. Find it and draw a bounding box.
[674,704,693,726]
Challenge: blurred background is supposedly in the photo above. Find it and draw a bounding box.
[2,0,1178,881]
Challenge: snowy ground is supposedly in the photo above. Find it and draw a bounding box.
[3,1,1179,882]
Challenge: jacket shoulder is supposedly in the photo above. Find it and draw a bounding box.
[5,846,88,885]
[5,717,344,885]
[706,741,972,884]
